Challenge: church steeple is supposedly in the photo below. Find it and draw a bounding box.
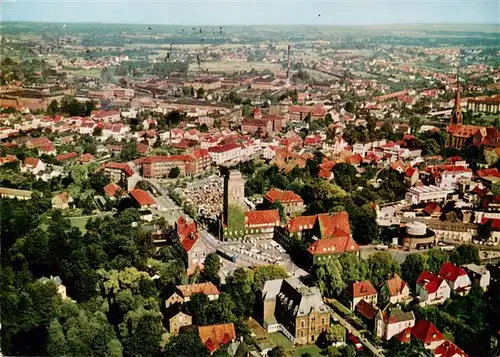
[449,76,463,126]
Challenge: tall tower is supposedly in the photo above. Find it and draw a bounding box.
[449,77,463,126]
[286,45,291,81]
[223,170,245,225]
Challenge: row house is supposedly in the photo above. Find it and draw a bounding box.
[142,155,194,178]
[91,110,121,123]
[165,282,220,307]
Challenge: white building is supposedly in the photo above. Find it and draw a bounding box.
[374,306,415,340]
[208,143,242,165]
[20,158,46,175]
[463,264,490,291]
[416,271,451,306]
[405,185,453,205]
[439,262,471,295]
[436,169,473,189]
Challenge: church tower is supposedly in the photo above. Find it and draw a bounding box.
[449,77,463,126]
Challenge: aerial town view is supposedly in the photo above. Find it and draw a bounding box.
[0,1,499,356]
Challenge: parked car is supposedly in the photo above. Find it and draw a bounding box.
[347,332,363,351]
[375,244,389,251]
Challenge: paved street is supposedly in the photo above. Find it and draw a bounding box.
[326,299,385,357]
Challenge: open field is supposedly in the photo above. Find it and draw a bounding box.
[66,68,102,78]
[70,216,89,233]
[188,60,281,73]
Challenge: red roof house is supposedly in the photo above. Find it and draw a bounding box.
[129,188,156,208]
[434,339,468,357]
[56,152,78,162]
[198,323,236,354]
[103,183,121,198]
[411,320,445,350]
[438,262,471,294]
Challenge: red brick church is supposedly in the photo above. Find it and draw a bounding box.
[446,80,499,149]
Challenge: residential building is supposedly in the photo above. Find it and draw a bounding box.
[434,339,468,357]
[91,109,121,123]
[374,306,416,340]
[263,188,304,217]
[379,274,412,305]
[463,264,490,291]
[438,262,471,295]
[208,143,242,165]
[38,276,68,300]
[51,192,73,210]
[411,320,445,351]
[175,216,215,268]
[165,282,220,307]
[168,311,192,336]
[260,278,330,345]
[104,183,121,200]
[141,150,211,178]
[345,281,378,311]
[103,162,134,183]
[436,167,473,189]
[0,187,33,200]
[20,157,45,175]
[56,151,78,163]
[198,323,236,354]
[416,271,451,306]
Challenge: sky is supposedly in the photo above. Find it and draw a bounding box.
[1,0,498,26]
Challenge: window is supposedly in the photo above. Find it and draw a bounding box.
[301,321,304,328]
[300,331,304,337]
[311,335,315,342]
[321,318,325,324]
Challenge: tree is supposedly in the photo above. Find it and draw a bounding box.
[312,259,344,298]
[89,171,111,195]
[478,220,492,242]
[401,253,425,288]
[338,345,356,357]
[253,265,289,287]
[186,293,211,325]
[268,346,287,357]
[450,245,480,266]
[203,253,221,285]
[367,252,400,287]
[198,123,209,133]
[119,307,163,357]
[47,100,59,117]
[196,87,206,99]
[269,200,286,222]
[326,324,345,345]
[425,249,449,274]
[345,102,355,113]
[47,319,68,356]
[163,330,210,357]
[120,141,140,162]
[168,167,180,179]
[70,164,88,187]
[338,253,368,283]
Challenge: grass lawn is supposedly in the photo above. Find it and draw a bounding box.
[69,216,89,234]
[268,332,294,349]
[292,345,323,357]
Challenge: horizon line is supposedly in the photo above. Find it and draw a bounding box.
[3,20,499,27]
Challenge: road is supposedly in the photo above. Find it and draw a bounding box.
[326,299,385,357]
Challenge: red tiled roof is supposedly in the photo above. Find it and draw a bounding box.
[423,202,441,216]
[355,299,378,319]
[176,216,198,241]
[434,340,468,357]
[349,281,377,298]
[307,235,359,255]
[208,142,241,153]
[477,168,500,179]
[177,282,220,298]
[103,183,120,197]
[56,152,78,161]
[317,212,351,238]
[244,210,280,226]
[416,271,444,294]
[23,157,40,167]
[439,262,468,283]
[129,188,156,207]
[103,162,134,176]
[347,153,363,165]
[406,167,418,177]
[384,274,407,297]
[136,143,149,155]
[264,188,303,204]
[79,153,95,163]
[286,215,317,233]
[481,218,500,230]
[198,323,235,354]
[192,149,210,159]
[396,327,412,343]
[411,320,444,345]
